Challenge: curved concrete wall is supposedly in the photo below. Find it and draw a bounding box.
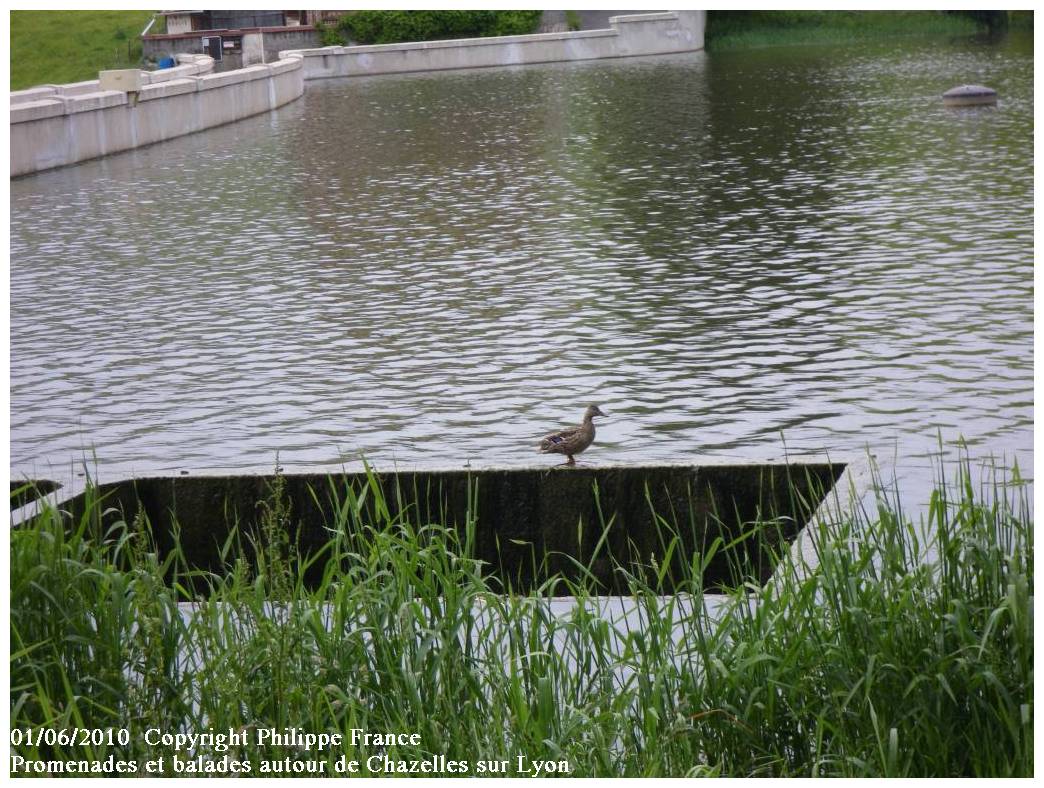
[10,12,703,177]
[10,53,304,177]
[282,11,705,80]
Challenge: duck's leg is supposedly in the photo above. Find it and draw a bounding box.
[566,455,576,466]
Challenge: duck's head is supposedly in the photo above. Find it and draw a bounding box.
[585,404,606,420]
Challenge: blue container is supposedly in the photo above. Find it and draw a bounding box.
[158,56,176,69]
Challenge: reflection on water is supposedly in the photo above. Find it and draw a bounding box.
[10,34,1033,504]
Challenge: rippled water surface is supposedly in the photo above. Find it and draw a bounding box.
[10,34,1033,500]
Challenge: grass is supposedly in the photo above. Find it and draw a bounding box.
[9,452,1032,777]
[10,10,157,91]
[706,11,985,52]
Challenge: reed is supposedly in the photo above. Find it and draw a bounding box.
[9,451,1032,776]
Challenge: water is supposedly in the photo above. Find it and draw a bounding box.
[10,34,1033,507]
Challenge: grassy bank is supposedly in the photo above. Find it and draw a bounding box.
[10,10,156,91]
[706,10,993,51]
[9,456,1032,777]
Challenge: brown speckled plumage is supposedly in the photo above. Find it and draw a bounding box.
[538,405,606,466]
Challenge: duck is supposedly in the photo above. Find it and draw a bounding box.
[538,405,606,466]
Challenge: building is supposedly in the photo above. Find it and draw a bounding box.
[142,10,342,71]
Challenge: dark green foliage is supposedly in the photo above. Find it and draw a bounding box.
[950,10,1009,31]
[337,10,543,46]
[314,21,346,47]
[705,11,981,51]
[1008,11,1034,29]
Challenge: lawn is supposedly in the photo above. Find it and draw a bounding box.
[10,10,156,90]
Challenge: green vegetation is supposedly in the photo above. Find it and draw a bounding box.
[313,20,347,47]
[565,11,582,33]
[10,454,1032,776]
[706,10,986,51]
[336,10,543,46]
[10,10,158,91]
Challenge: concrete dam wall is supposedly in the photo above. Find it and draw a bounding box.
[10,53,305,177]
[10,12,704,177]
[32,460,847,596]
[282,12,706,80]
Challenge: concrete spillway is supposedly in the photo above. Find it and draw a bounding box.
[17,461,858,594]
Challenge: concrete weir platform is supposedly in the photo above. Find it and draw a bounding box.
[14,460,867,595]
